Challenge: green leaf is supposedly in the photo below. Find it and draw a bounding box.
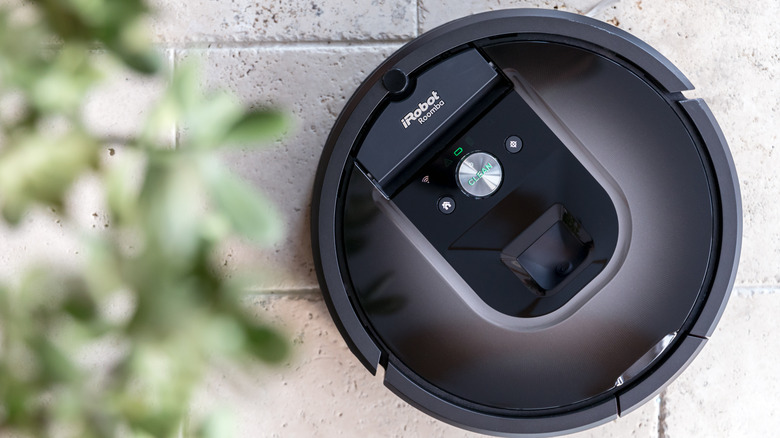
[32,336,81,384]
[196,410,236,438]
[140,61,200,146]
[106,41,161,76]
[0,130,99,224]
[138,155,205,260]
[62,285,97,322]
[104,17,160,75]
[0,3,293,435]
[243,324,288,364]
[169,60,202,114]
[28,43,102,114]
[184,92,243,150]
[202,317,245,356]
[202,163,282,246]
[34,0,92,41]
[0,367,35,426]
[105,163,135,226]
[222,110,289,146]
[83,238,124,297]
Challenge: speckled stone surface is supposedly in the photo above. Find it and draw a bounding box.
[148,0,417,43]
[82,51,173,142]
[0,207,82,285]
[418,0,606,32]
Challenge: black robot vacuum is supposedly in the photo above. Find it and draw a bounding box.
[311,9,741,436]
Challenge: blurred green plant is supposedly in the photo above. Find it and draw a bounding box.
[0,1,289,437]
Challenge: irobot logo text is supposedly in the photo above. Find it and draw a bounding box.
[401,91,444,128]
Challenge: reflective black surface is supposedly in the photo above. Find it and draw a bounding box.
[510,205,592,294]
[340,40,714,411]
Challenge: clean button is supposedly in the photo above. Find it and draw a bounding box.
[456,151,503,198]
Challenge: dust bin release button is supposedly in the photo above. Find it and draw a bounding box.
[457,151,503,198]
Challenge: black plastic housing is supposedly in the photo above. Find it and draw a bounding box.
[311,9,741,437]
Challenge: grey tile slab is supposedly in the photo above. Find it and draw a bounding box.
[149,0,417,43]
[186,46,400,291]
[83,50,173,143]
[663,290,780,437]
[190,294,660,438]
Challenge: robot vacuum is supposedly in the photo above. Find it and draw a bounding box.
[311,9,741,436]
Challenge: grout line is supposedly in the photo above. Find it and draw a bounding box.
[657,391,668,438]
[48,38,411,51]
[246,286,321,297]
[153,39,412,52]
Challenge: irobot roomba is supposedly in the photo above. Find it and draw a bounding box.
[311,9,740,436]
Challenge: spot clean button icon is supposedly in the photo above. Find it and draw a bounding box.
[456,151,503,198]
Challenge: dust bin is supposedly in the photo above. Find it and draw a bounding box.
[311,9,741,437]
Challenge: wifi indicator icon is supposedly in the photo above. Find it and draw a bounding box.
[421,175,430,183]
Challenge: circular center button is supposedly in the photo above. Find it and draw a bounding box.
[456,151,503,198]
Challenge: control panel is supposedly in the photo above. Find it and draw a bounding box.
[391,91,619,317]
